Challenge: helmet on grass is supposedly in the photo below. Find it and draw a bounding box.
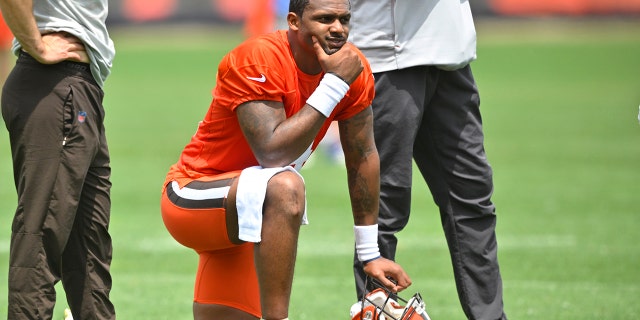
[350,277,432,320]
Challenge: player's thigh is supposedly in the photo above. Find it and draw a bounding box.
[161,172,240,251]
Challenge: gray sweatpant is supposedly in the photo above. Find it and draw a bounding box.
[353,65,506,320]
[2,52,115,319]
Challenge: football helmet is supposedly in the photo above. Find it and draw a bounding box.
[350,277,431,320]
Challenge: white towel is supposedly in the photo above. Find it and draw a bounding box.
[236,165,308,242]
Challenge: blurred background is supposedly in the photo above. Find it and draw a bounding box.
[104,0,640,26]
[1,0,639,319]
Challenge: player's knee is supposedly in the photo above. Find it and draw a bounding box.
[266,171,305,214]
[268,171,304,196]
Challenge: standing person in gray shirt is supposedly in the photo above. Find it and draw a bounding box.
[349,1,507,319]
[0,0,116,318]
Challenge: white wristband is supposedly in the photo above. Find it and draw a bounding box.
[354,225,380,262]
[306,73,350,118]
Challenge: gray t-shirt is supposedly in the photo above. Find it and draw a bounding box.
[349,0,477,72]
[11,0,116,87]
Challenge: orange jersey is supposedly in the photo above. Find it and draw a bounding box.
[167,30,374,186]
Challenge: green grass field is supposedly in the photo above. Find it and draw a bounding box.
[1,19,639,319]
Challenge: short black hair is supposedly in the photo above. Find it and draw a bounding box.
[289,0,309,17]
[289,0,351,17]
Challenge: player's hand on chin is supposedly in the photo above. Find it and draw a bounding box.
[312,36,362,84]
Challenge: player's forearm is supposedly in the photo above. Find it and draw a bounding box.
[0,0,42,56]
[238,100,326,168]
[340,107,380,225]
[255,72,351,167]
[346,154,380,226]
[262,106,327,166]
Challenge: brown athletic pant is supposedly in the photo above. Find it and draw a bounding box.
[2,52,115,319]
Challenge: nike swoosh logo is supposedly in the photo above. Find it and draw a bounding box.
[246,74,266,83]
